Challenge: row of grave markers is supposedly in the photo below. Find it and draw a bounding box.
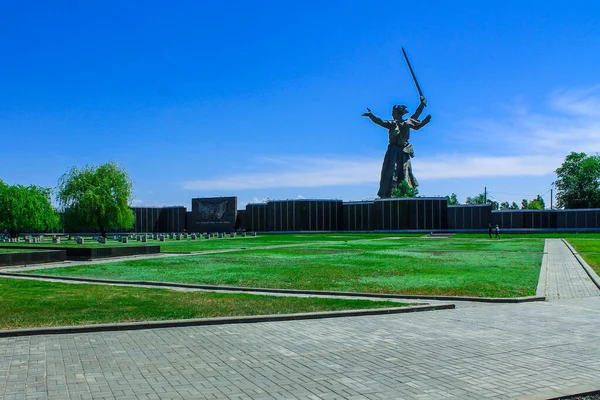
[0,232,257,245]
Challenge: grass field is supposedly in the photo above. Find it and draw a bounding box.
[0,278,407,330]
[27,236,544,298]
[566,238,600,274]
[0,248,41,254]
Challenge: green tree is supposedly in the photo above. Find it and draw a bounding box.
[522,195,545,210]
[465,193,498,210]
[554,152,600,209]
[446,193,460,205]
[0,180,60,238]
[56,162,135,237]
[391,181,419,198]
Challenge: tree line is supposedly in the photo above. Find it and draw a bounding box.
[445,192,546,210]
[2,152,600,237]
[0,162,134,238]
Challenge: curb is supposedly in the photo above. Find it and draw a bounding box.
[517,383,600,400]
[562,239,600,290]
[0,272,546,303]
[536,240,549,298]
[0,304,455,338]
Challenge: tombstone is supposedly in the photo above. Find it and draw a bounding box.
[230,232,236,238]
[217,232,223,238]
[160,235,165,242]
[142,235,147,242]
[204,234,210,239]
[122,237,129,244]
[52,237,61,244]
[191,234,197,240]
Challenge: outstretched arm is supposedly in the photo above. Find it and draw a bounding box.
[362,108,394,129]
[409,114,431,131]
[410,96,427,119]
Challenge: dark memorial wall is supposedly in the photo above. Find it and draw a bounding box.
[246,203,268,232]
[131,200,600,233]
[447,205,492,230]
[491,209,600,230]
[343,202,374,231]
[372,198,448,230]
[131,206,186,232]
[189,197,237,233]
[263,200,343,231]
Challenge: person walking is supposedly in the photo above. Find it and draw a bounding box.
[488,223,493,238]
[495,224,500,239]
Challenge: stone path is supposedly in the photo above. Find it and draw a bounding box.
[1,239,600,399]
[545,239,600,299]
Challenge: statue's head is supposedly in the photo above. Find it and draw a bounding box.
[392,105,408,119]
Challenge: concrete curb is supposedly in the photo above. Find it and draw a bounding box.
[517,383,600,400]
[536,240,549,298]
[0,272,545,303]
[562,239,600,290]
[0,304,455,338]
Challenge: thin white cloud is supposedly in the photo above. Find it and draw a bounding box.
[183,154,557,191]
[182,86,600,191]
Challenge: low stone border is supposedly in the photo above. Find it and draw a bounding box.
[0,250,67,267]
[517,383,600,400]
[0,245,160,260]
[536,241,549,297]
[0,303,454,338]
[0,272,545,303]
[562,239,600,290]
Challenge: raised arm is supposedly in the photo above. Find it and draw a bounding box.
[407,114,431,131]
[362,108,394,129]
[410,96,427,119]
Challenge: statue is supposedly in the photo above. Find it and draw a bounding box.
[362,48,432,198]
[362,99,431,198]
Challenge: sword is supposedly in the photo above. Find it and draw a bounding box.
[401,47,424,99]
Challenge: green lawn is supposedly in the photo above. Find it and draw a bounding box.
[28,236,544,298]
[0,278,406,330]
[0,249,41,254]
[566,238,600,274]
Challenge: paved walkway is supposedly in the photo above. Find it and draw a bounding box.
[545,239,600,299]
[1,239,600,399]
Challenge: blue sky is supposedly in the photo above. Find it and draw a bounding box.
[1,1,599,209]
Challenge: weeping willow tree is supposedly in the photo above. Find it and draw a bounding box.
[0,179,60,237]
[56,162,135,237]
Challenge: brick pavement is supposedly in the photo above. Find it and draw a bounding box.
[545,239,600,299]
[1,239,600,399]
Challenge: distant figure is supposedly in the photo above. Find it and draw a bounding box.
[495,225,500,239]
[362,96,431,198]
[488,224,492,238]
